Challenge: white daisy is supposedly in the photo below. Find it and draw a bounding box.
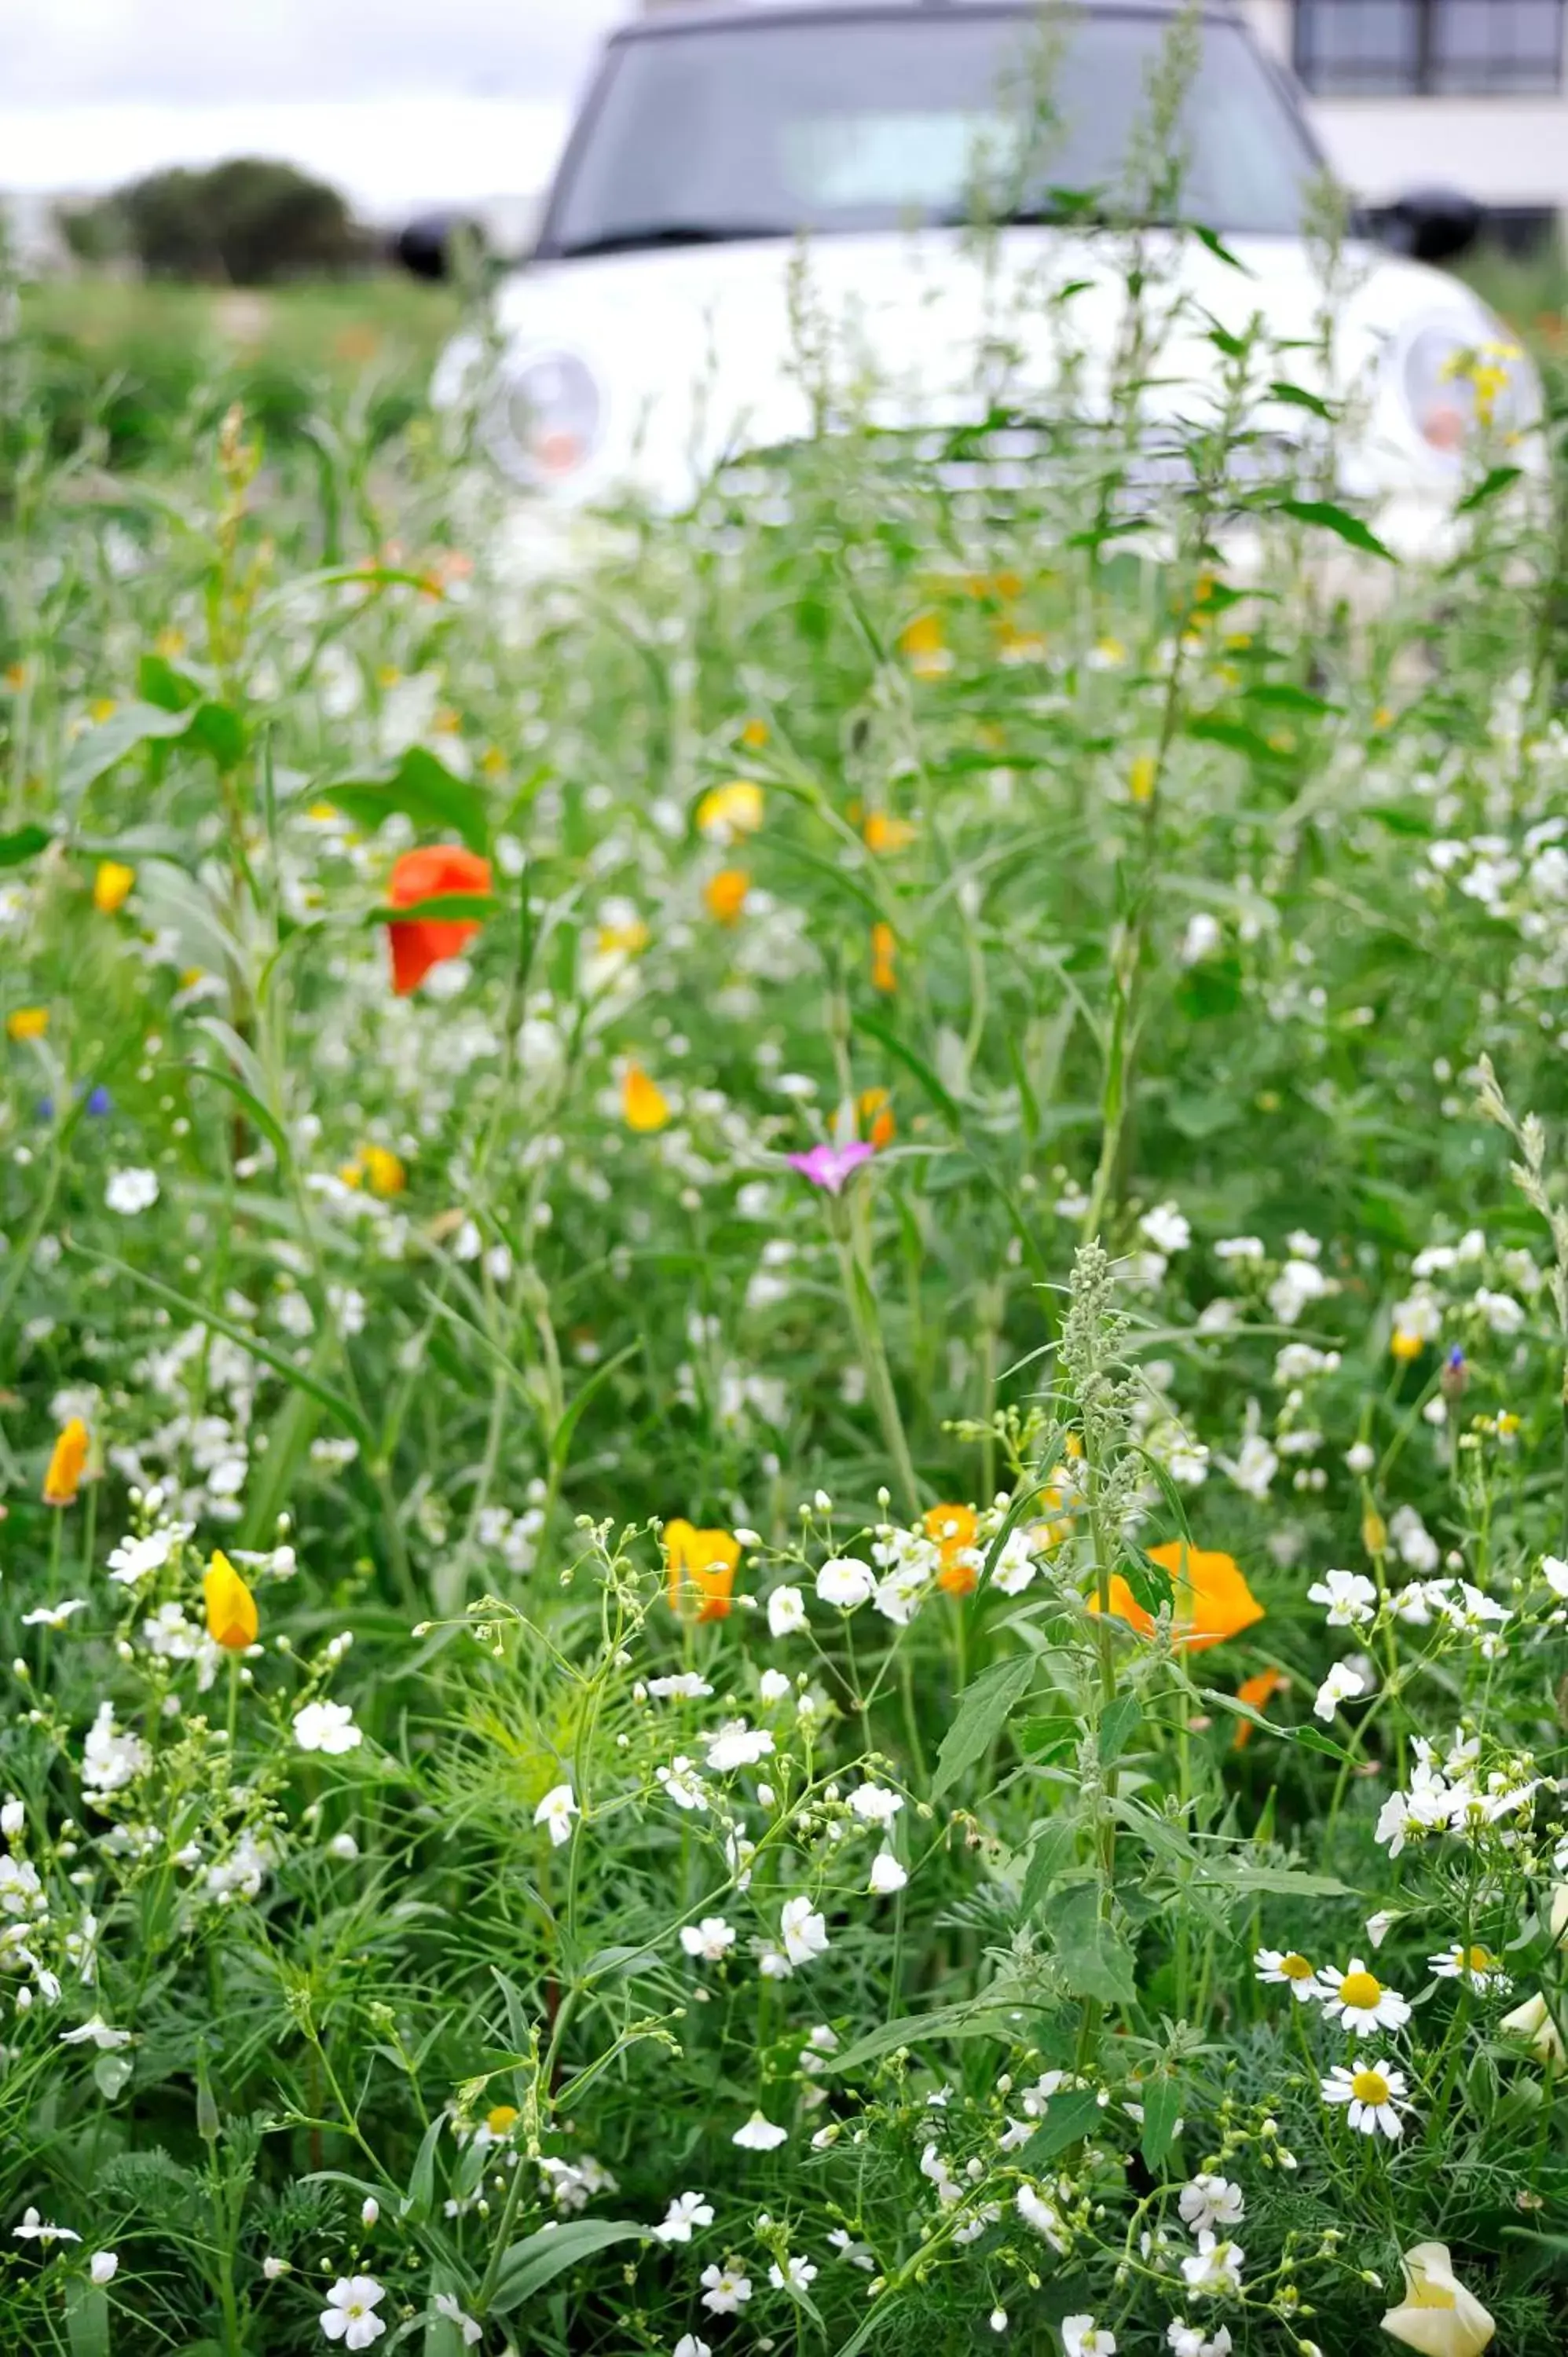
[1321,2057,1409,2139]
[1429,1941,1509,1992]
[1253,1948,1321,2002]
[1317,1960,1411,2036]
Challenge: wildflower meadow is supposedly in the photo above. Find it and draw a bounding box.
[2,137,1568,2357]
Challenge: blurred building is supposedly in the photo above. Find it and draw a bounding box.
[1244,0,1568,247]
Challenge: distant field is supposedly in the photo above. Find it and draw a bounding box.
[14,273,463,463]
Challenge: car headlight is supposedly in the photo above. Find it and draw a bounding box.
[1397,316,1539,464]
[486,350,603,487]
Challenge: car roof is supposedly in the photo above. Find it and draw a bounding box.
[620,0,1244,37]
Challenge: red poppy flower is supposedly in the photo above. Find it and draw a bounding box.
[386,845,493,996]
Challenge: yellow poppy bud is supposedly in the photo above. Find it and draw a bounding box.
[1362,1509,1388,1557]
[203,1550,258,1651]
[695,780,764,845]
[870,922,898,995]
[43,1417,90,1508]
[93,860,136,915]
[622,1062,670,1133]
[739,717,769,750]
[361,1145,406,1197]
[1130,754,1157,805]
[863,812,918,853]
[6,1007,49,1043]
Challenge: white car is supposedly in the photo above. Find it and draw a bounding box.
[416,0,1541,556]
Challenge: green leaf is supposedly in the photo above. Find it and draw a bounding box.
[1023,2086,1105,2165]
[1190,223,1250,272]
[488,2219,646,2314]
[401,2113,445,2220]
[137,651,201,712]
[1456,464,1522,515]
[365,893,498,929]
[60,700,193,797]
[1116,1549,1174,1621]
[0,824,51,868]
[830,1989,1035,2076]
[1139,2077,1183,2170]
[1266,378,1335,420]
[1273,498,1395,563]
[1097,1690,1141,1768]
[64,2279,110,2357]
[1051,1884,1137,2008]
[1200,1689,1348,1760]
[1021,1814,1080,1917]
[319,744,490,854]
[930,1654,1035,1800]
[188,700,247,771]
[1202,1862,1353,1898]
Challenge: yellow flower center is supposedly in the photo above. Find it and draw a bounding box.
[1339,1970,1383,2010]
[1464,1945,1493,1974]
[1280,1952,1314,1981]
[1350,2066,1390,2106]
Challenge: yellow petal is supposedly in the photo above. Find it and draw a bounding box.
[93,860,136,915]
[203,1550,259,1651]
[622,1063,670,1133]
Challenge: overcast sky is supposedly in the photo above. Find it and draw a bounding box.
[0,0,628,211]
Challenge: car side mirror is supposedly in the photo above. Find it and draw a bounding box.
[394,211,484,282]
[1376,189,1483,266]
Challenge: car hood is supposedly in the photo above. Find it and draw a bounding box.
[470,225,1509,511]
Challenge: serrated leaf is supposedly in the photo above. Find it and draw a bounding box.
[1274,497,1395,562]
[488,2219,646,2314]
[930,1654,1035,1800]
[1021,1814,1080,1917]
[1052,1883,1137,2007]
[1097,1691,1141,1768]
[1140,2076,1183,2169]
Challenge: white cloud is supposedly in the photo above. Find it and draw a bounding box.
[0,0,626,209]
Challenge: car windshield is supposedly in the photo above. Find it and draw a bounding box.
[542,9,1321,258]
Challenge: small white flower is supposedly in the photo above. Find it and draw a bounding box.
[847,1782,903,1825]
[732,2111,788,2151]
[1167,2324,1233,2357]
[1346,1441,1376,1475]
[673,2338,712,2357]
[0,1798,23,1838]
[1313,1662,1366,1722]
[13,2206,81,2244]
[1178,2175,1244,2235]
[105,1168,159,1216]
[1321,2056,1409,2139]
[767,2253,818,2292]
[705,1722,775,1774]
[431,2293,481,2347]
[532,1783,578,1847]
[57,2014,131,2050]
[319,2273,387,2347]
[653,2190,714,2244]
[1542,1556,1568,1600]
[868,1851,908,1895]
[779,1895,829,1967]
[1307,1568,1378,1626]
[90,2251,119,2284]
[680,1916,737,1963]
[328,1832,361,1861]
[646,1673,714,1700]
[1064,2319,1117,2357]
[360,2197,379,2227]
[767,1585,808,1637]
[1429,1942,1509,1992]
[1179,2231,1245,2296]
[1317,1960,1411,2036]
[758,1668,791,1703]
[1255,1948,1321,2001]
[700,2262,752,2312]
[292,1700,362,1756]
[1139,1202,1191,1254]
[1015,2183,1068,2250]
[1365,1910,1394,1949]
[262,2256,289,2281]
[21,1598,88,1629]
[815,1557,876,1609]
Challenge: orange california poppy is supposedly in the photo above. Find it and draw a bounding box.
[665,1519,742,1622]
[857,1087,896,1150]
[42,1417,90,1507]
[925,1502,980,1596]
[871,922,898,994]
[704,868,751,926]
[386,845,493,996]
[1232,1664,1291,1749]
[1091,1539,1263,1654]
[622,1063,671,1132]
